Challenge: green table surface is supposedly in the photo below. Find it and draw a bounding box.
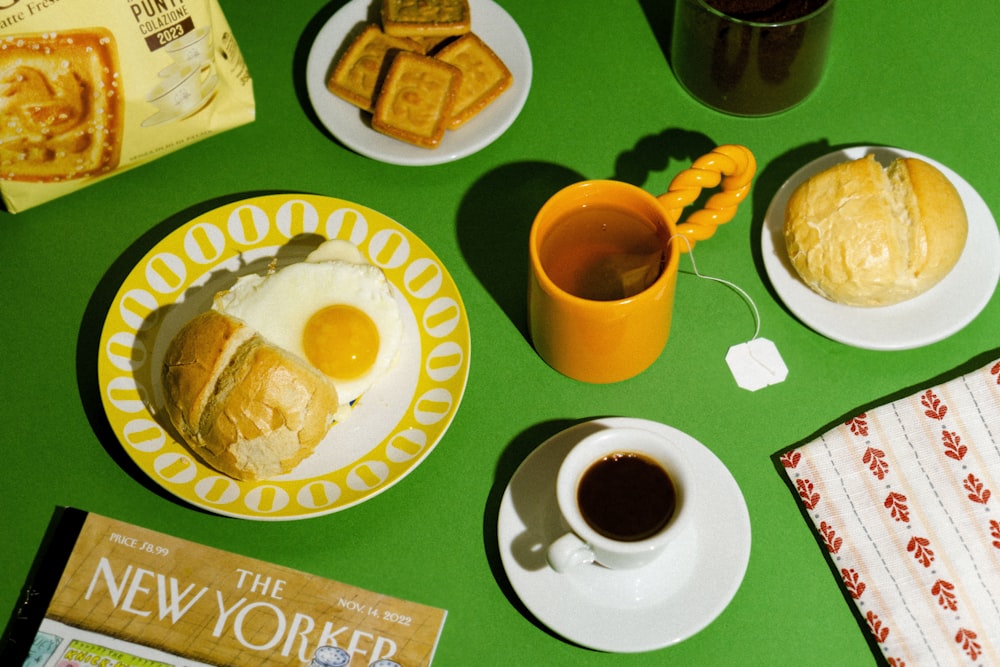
[3,1,998,664]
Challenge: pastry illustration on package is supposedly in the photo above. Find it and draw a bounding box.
[0,28,123,182]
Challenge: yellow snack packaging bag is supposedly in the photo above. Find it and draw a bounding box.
[0,0,254,212]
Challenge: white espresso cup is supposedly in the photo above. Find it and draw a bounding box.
[546,426,692,572]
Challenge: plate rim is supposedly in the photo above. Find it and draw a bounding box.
[96,193,471,520]
[304,0,533,166]
[761,145,1000,350]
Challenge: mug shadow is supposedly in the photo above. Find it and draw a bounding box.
[75,189,312,512]
[456,161,583,340]
[456,127,716,340]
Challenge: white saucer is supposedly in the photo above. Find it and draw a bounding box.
[305,0,532,166]
[497,417,751,653]
[761,146,1000,350]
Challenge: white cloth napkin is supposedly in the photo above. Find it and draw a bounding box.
[779,358,1000,666]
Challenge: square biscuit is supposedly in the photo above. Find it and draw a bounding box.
[381,0,471,38]
[0,29,122,182]
[327,24,422,111]
[372,51,461,148]
[435,32,512,129]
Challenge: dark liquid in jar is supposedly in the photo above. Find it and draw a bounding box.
[577,453,676,542]
[706,0,827,22]
[672,0,833,116]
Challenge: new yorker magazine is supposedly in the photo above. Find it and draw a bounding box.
[3,509,447,666]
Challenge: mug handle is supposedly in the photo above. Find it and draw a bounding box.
[546,532,595,573]
[657,144,756,252]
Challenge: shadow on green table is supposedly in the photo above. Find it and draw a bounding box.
[481,416,607,649]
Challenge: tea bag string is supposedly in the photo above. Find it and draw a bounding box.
[670,234,761,341]
[670,234,789,390]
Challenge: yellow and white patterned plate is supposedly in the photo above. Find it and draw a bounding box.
[98,194,470,520]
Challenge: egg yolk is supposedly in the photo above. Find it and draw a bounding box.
[303,305,380,380]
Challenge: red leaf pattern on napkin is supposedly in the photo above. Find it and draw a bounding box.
[963,474,991,505]
[884,492,909,522]
[820,521,842,554]
[782,359,1000,663]
[907,536,934,567]
[921,390,948,420]
[956,628,981,661]
[863,447,889,480]
[931,579,958,611]
[842,568,866,599]
[796,478,819,509]
[941,430,967,461]
[866,611,890,643]
[780,450,801,469]
[846,414,868,436]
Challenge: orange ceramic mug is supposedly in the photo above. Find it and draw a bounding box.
[528,144,756,383]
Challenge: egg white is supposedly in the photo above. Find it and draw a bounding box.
[213,248,403,408]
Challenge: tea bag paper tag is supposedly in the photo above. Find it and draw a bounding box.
[726,337,788,391]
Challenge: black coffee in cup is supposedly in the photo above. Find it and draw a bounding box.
[577,452,677,542]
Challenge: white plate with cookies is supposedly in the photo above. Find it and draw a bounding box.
[305,0,532,166]
[761,146,1000,350]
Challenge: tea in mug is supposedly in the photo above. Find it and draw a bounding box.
[577,452,677,542]
[538,207,666,301]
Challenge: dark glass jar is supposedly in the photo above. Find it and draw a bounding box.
[671,0,835,116]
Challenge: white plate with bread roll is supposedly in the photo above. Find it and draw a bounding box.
[97,194,470,520]
[305,0,532,166]
[762,146,1000,350]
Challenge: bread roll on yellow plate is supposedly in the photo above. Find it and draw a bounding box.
[783,154,968,307]
[161,310,341,482]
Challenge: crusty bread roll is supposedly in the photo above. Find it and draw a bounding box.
[161,310,340,482]
[783,154,968,307]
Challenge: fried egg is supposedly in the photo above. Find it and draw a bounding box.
[213,241,403,409]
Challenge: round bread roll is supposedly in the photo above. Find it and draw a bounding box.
[161,310,340,482]
[783,154,968,306]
